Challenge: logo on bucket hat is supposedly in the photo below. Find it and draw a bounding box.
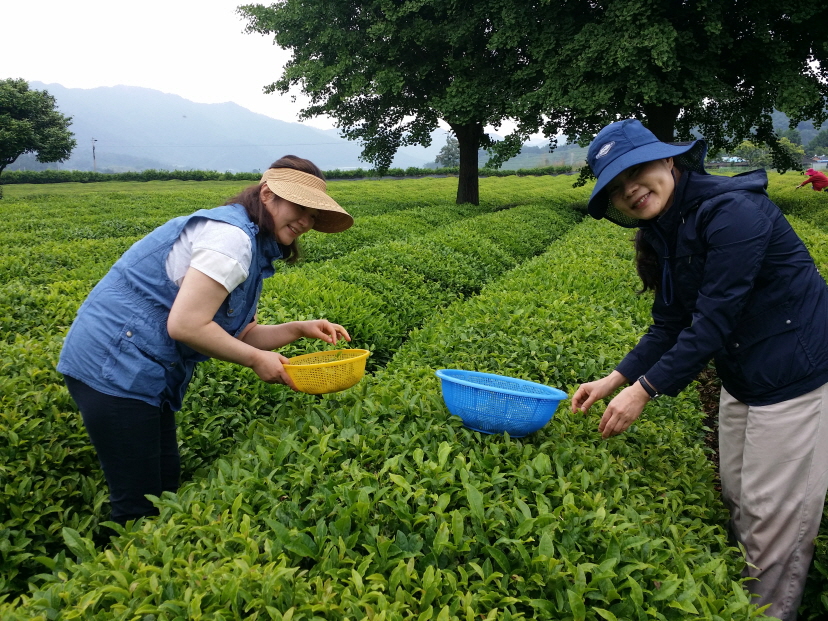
[596,142,615,159]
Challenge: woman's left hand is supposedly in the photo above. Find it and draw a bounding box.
[597,382,651,439]
[301,319,351,345]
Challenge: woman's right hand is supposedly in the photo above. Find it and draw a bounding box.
[571,371,628,414]
[250,350,298,390]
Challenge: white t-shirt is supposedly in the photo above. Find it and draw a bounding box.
[165,218,253,293]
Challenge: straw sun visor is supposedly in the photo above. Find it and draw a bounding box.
[260,168,354,233]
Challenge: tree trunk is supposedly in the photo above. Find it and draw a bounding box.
[450,122,483,205]
[642,104,681,142]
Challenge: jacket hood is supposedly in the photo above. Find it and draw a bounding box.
[678,169,769,217]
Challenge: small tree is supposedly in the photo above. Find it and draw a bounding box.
[777,137,805,168]
[779,128,802,145]
[434,134,460,168]
[0,79,76,197]
[733,141,771,168]
[734,137,803,168]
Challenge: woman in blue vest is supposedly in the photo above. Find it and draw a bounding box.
[58,155,354,525]
[570,120,828,621]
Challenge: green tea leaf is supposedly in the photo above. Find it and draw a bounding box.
[464,482,485,523]
[566,589,586,621]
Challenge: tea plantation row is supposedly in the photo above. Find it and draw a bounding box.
[0,165,574,186]
[0,176,568,287]
[4,218,781,620]
[1,173,827,619]
[0,176,585,601]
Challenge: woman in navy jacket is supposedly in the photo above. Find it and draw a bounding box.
[571,119,828,621]
[59,156,354,525]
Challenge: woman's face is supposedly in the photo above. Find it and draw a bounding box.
[606,157,676,220]
[261,186,319,245]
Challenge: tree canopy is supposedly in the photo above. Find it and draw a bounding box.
[511,0,828,173]
[240,1,828,199]
[0,79,76,189]
[238,0,544,204]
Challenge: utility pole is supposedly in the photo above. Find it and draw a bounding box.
[92,138,98,172]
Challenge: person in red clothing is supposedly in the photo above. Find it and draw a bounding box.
[795,167,828,191]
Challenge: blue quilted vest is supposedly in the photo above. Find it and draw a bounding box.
[58,204,284,410]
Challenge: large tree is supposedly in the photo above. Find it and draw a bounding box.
[0,79,76,191]
[512,1,828,172]
[238,0,543,204]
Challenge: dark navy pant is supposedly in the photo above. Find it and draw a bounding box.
[64,376,180,524]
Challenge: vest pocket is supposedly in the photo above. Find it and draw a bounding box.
[214,283,253,335]
[102,315,176,399]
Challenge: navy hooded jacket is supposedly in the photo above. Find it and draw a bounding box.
[615,169,828,405]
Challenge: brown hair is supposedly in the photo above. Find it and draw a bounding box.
[224,155,325,264]
[634,230,659,293]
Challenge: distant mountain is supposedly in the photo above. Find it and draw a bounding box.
[9,83,442,173]
[771,110,824,147]
[21,85,816,175]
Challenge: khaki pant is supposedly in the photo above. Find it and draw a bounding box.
[719,382,828,621]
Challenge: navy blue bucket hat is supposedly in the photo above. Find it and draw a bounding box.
[587,119,707,227]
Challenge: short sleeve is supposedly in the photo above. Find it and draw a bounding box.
[189,221,253,293]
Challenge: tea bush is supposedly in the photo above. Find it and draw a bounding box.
[0,165,574,186]
[1,172,826,619]
[766,172,828,234]
[3,220,775,620]
[178,198,583,476]
[0,176,585,602]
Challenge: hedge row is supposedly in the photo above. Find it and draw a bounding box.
[0,176,585,285]
[0,182,587,600]
[0,178,583,340]
[178,198,585,478]
[300,176,590,262]
[0,189,463,287]
[0,165,575,186]
[2,219,772,620]
[292,202,490,263]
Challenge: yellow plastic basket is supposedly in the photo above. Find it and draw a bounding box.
[283,349,370,394]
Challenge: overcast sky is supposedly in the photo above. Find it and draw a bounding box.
[5,0,543,142]
[4,0,337,128]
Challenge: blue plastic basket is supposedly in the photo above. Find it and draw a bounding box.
[435,369,568,437]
